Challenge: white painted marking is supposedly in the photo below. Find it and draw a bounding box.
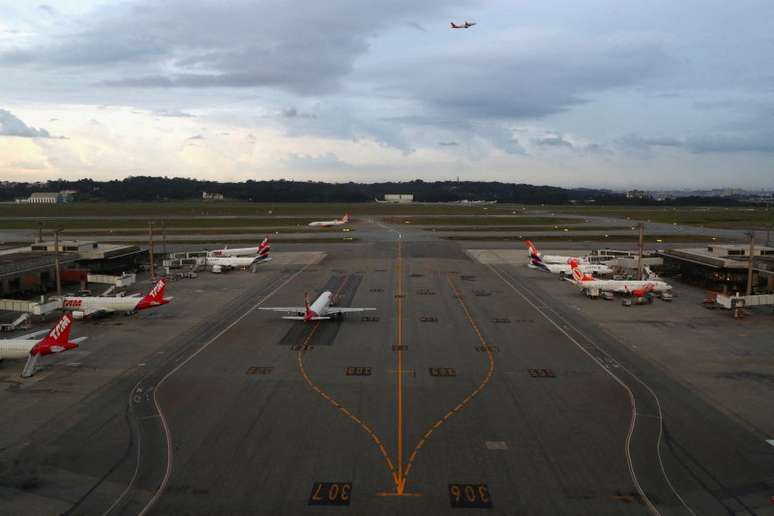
[485,440,508,450]
[488,264,695,516]
[133,263,314,516]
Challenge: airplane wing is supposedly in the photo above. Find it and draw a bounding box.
[83,308,115,318]
[258,307,305,313]
[326,307,376,314]
[15,329,50,340]
[281,316,332,321]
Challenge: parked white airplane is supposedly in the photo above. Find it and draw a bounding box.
[525,240,588,265]
[529,249,612,277]
[208,237,271,259]
[569,260,672,295]
[0,313,86,377]
[308,214,350,227]
[63,278,172,319]
[206,253,268,272]
[260,291,375,321]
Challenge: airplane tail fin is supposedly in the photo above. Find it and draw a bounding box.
[258,236,271,258]
[23,313,80,377]
[569,259,587,282]
[303,292,318,321]
[343,213,350,223]
[136,278,171,309]
[525,240,539,258]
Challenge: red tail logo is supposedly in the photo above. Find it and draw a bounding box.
[31,313,77,356]
[525,240,539,258]
[135,279,170,310]
[303,292,317,321]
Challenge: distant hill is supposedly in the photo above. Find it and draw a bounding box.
[0,177,750,206]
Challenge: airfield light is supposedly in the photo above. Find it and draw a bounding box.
[656,239,663,243]
[563,228,569,232]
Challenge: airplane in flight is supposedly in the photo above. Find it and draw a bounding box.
[525,240,588,265]
[529,248,612,277]
[451,21,476,29]
[260,291,375,321]
[569,260,672,295]
[62,278,173,319]
[208,237,271,259]
[308,214,350,227]
[0,313,87,377]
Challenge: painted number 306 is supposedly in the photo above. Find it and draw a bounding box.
[448,483,492,508]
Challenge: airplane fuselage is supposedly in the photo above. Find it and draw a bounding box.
[63,295,142,315]
[0,339,40,360]
[575,279,672,294]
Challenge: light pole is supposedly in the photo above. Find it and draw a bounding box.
[54,227,63,299]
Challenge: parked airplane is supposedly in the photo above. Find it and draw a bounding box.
[206,253,268,272]
[308,214,350,227]
[451,21,476,28]
[63,278,172,319]
[569,260,672,295]
[529,249,612,277]
[525,240,588,265]
[208,237,271,259]
[0,313,86,377]
[260,291,375,321]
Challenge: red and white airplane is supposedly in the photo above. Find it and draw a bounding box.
[451,21,476,29]
[208,237,271,259]
[260,291,375,321]
[525,240,588,265]
[0,313,86,377]
[308,214,350,227]
[62,278,173,319]
[569,260,671,295]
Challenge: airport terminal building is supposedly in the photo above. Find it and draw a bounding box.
[661,244,774,293]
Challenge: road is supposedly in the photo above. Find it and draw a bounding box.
[0,221,772,515]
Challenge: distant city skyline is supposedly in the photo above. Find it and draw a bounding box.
[1,1,773,188]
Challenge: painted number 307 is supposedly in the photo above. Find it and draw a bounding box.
[308,482,352,506]
[448,483,492,508]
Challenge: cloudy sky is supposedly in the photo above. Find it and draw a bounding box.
[1,0,772,188]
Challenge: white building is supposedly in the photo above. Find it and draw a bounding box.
[16,192,63,204]
[202,191,224,201]
[380,194,414,204]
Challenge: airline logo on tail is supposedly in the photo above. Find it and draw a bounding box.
[304,292,317,321]
[525,240,539,258]
[135,279,171,310]
[569,260,592,282]
[31,313,77,356]
[258,237,271,258]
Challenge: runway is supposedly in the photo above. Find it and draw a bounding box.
[1,221,772,515]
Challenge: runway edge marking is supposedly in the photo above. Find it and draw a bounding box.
[133,263,315,516]
[487,260,697,516]
[398,274,496,492]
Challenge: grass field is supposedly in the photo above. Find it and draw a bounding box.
[546,206,774,229]
[382,216,579,226]
[0,218,341,230]
[424,225,635,232]
[443,234,727,243]
[0,201,519,218]
[62,227,347,236]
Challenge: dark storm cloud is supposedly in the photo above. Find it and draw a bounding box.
[0,108,56,138]
[282,107,317,119]
[621,133,774,154]
[533,134,574,149]
[382,39,673,120]
[2,0,469,95]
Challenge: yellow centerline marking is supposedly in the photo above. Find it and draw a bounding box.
[395,239,406,493]
[295,274,400,488]
[399,274,496,486]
